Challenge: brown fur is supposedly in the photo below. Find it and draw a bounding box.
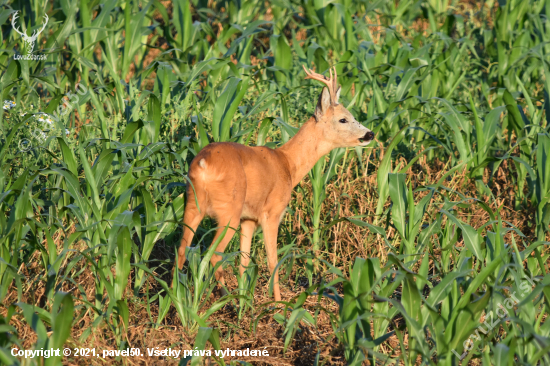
[176,73,374,301]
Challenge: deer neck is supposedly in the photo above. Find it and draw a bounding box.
[277,117,334,188]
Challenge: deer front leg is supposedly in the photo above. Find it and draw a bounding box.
[239,219,256,277]
[261,217,282,302]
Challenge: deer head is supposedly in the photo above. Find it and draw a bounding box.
[11,11,48,55]
[303,65,374,148]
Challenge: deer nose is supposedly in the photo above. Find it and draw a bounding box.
[363,131,374,141]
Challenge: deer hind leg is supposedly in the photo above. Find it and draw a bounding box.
[177,185,207,270]
[206,167,246,292]
[210,210,242,292]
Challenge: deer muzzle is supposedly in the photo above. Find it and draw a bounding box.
[360,130,374,143]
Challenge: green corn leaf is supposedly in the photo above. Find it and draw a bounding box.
[376,127,406,218]
[444,256,503,339]
[425,270,471,309]
[536,133,550,202]
[438,111,469,162]
[213,78,241,142]
[188,327,212,366]
[47,292,74,357]
[16,302,49,347]
[492,344,510,365]
[402,274,422,324]
[173,0,193,51]
[441,210,483,261]
[283,308,316,352]
[122,0,152,77]
[57,138,78,177]
[256,117,273,146]
[417,253,430,291]
[147,94,161,143]
[91,149,116,189]
[350,257,375,310]
[447,288,491,352]
[388,173,408,239]
[116,299,129,331]
[503,89,526,135]
[342,281,359,351]
[121,119,144,144]
[78,145,102,215]
[222,78,249,142]
[114,226,132,300]
[273,35,292,83]
[50,167,90,218]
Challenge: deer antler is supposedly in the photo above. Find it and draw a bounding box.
[29,14,48,41]
[302,65,339,104]
[11,11,25,37]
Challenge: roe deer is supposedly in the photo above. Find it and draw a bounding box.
[176,66,374,301]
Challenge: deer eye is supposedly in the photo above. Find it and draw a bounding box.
[339,118,347,124]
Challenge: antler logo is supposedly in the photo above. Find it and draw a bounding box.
[12,11,48,60]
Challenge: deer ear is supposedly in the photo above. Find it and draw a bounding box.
[335,86,341,104]
[315,87,331,118]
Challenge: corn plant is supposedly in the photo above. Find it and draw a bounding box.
[1,292,74,366]
[152,225,237,332]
